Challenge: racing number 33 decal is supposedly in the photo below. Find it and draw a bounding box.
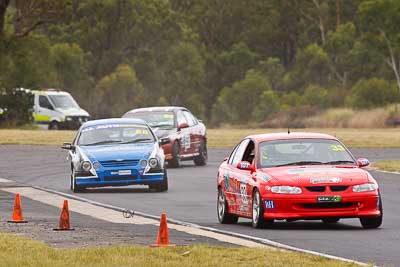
[240,183,248,204]
[182,134,191,150]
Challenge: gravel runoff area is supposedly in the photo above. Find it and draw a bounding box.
[0,189,234,248]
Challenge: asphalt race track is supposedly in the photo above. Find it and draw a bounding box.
[0,145,399,266]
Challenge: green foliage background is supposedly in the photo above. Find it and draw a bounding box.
[1,0,400,125]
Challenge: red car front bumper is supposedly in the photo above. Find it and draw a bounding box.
[261,193,381,220]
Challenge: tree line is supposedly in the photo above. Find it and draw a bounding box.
[0,0,399,126]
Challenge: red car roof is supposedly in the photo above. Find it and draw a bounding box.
[247,132,337,142]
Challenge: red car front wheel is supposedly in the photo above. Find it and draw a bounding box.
[252,189,273,228]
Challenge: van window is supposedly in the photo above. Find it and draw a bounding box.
[48,95,79,109]
[39,96,53,110]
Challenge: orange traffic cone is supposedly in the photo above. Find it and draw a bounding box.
[53,200,74,231]
[151,213,174,247]
[8,193,28,223]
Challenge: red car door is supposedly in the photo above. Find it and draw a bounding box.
[224,139,252,216]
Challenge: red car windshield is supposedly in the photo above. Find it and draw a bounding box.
[258,138,355,168]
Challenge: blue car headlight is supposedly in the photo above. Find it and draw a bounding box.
[149,158,158,168]
[140,160,148,168]
[81,161,92,172]
[93,162,100,170]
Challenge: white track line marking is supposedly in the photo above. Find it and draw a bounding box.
[0,178,14,183]
[376,170,400,175]
[1,185,372,266]
[30,186,371,266]
[1,186,269,248]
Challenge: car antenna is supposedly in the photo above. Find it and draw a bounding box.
[288,127,290,134]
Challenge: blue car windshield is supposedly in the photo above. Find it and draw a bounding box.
[258,139,355,168]
[78,124,155,146]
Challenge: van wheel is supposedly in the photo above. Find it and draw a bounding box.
[49,121,59,130]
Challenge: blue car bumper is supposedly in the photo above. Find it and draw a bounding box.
[75,169,164,188]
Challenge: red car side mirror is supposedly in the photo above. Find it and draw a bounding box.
[357,158,370,168]
[237,161,253,171]
[178,122,189,130]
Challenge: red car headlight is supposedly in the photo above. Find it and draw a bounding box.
[352,183,378,192]
[271,186,302,194]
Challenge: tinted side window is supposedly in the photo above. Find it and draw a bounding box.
[182,111,197,127]
[231,139,250,167]
[176,110,187,126]
[227,144,240,165]
[242,140,255,164]
[39,96,53,110]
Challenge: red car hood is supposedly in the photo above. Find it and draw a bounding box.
[259,165,369,186]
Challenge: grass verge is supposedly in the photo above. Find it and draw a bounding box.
[0,128,399,148]
[0,233,361,267]
[207,128,400,148]
[373,160,400,173]
[0,129,75,146]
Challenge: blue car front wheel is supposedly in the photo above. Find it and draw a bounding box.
[149,170,168,192]
[70,172,85,193]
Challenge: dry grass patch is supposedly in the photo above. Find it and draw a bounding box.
[305,108,392,128]
[208,128,400,148]
[0,233,363,267]
[0,128,399,148]
[373,160,400,172]
[305,105,400,128]
[0,129,75,146]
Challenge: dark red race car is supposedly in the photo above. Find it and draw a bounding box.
[217,132,382,229]
[123,106,207,167]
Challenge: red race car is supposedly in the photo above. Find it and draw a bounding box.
[123,106,207,167]
[217,132,382,229]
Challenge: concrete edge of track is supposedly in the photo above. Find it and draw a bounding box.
[31,185,374,267]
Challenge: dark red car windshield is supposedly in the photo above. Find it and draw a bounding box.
[125,112,175,128]
[258,138,355,168]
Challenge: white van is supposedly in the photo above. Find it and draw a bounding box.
[32,89,90,130]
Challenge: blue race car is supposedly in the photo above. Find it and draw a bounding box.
[62,118,168,192]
